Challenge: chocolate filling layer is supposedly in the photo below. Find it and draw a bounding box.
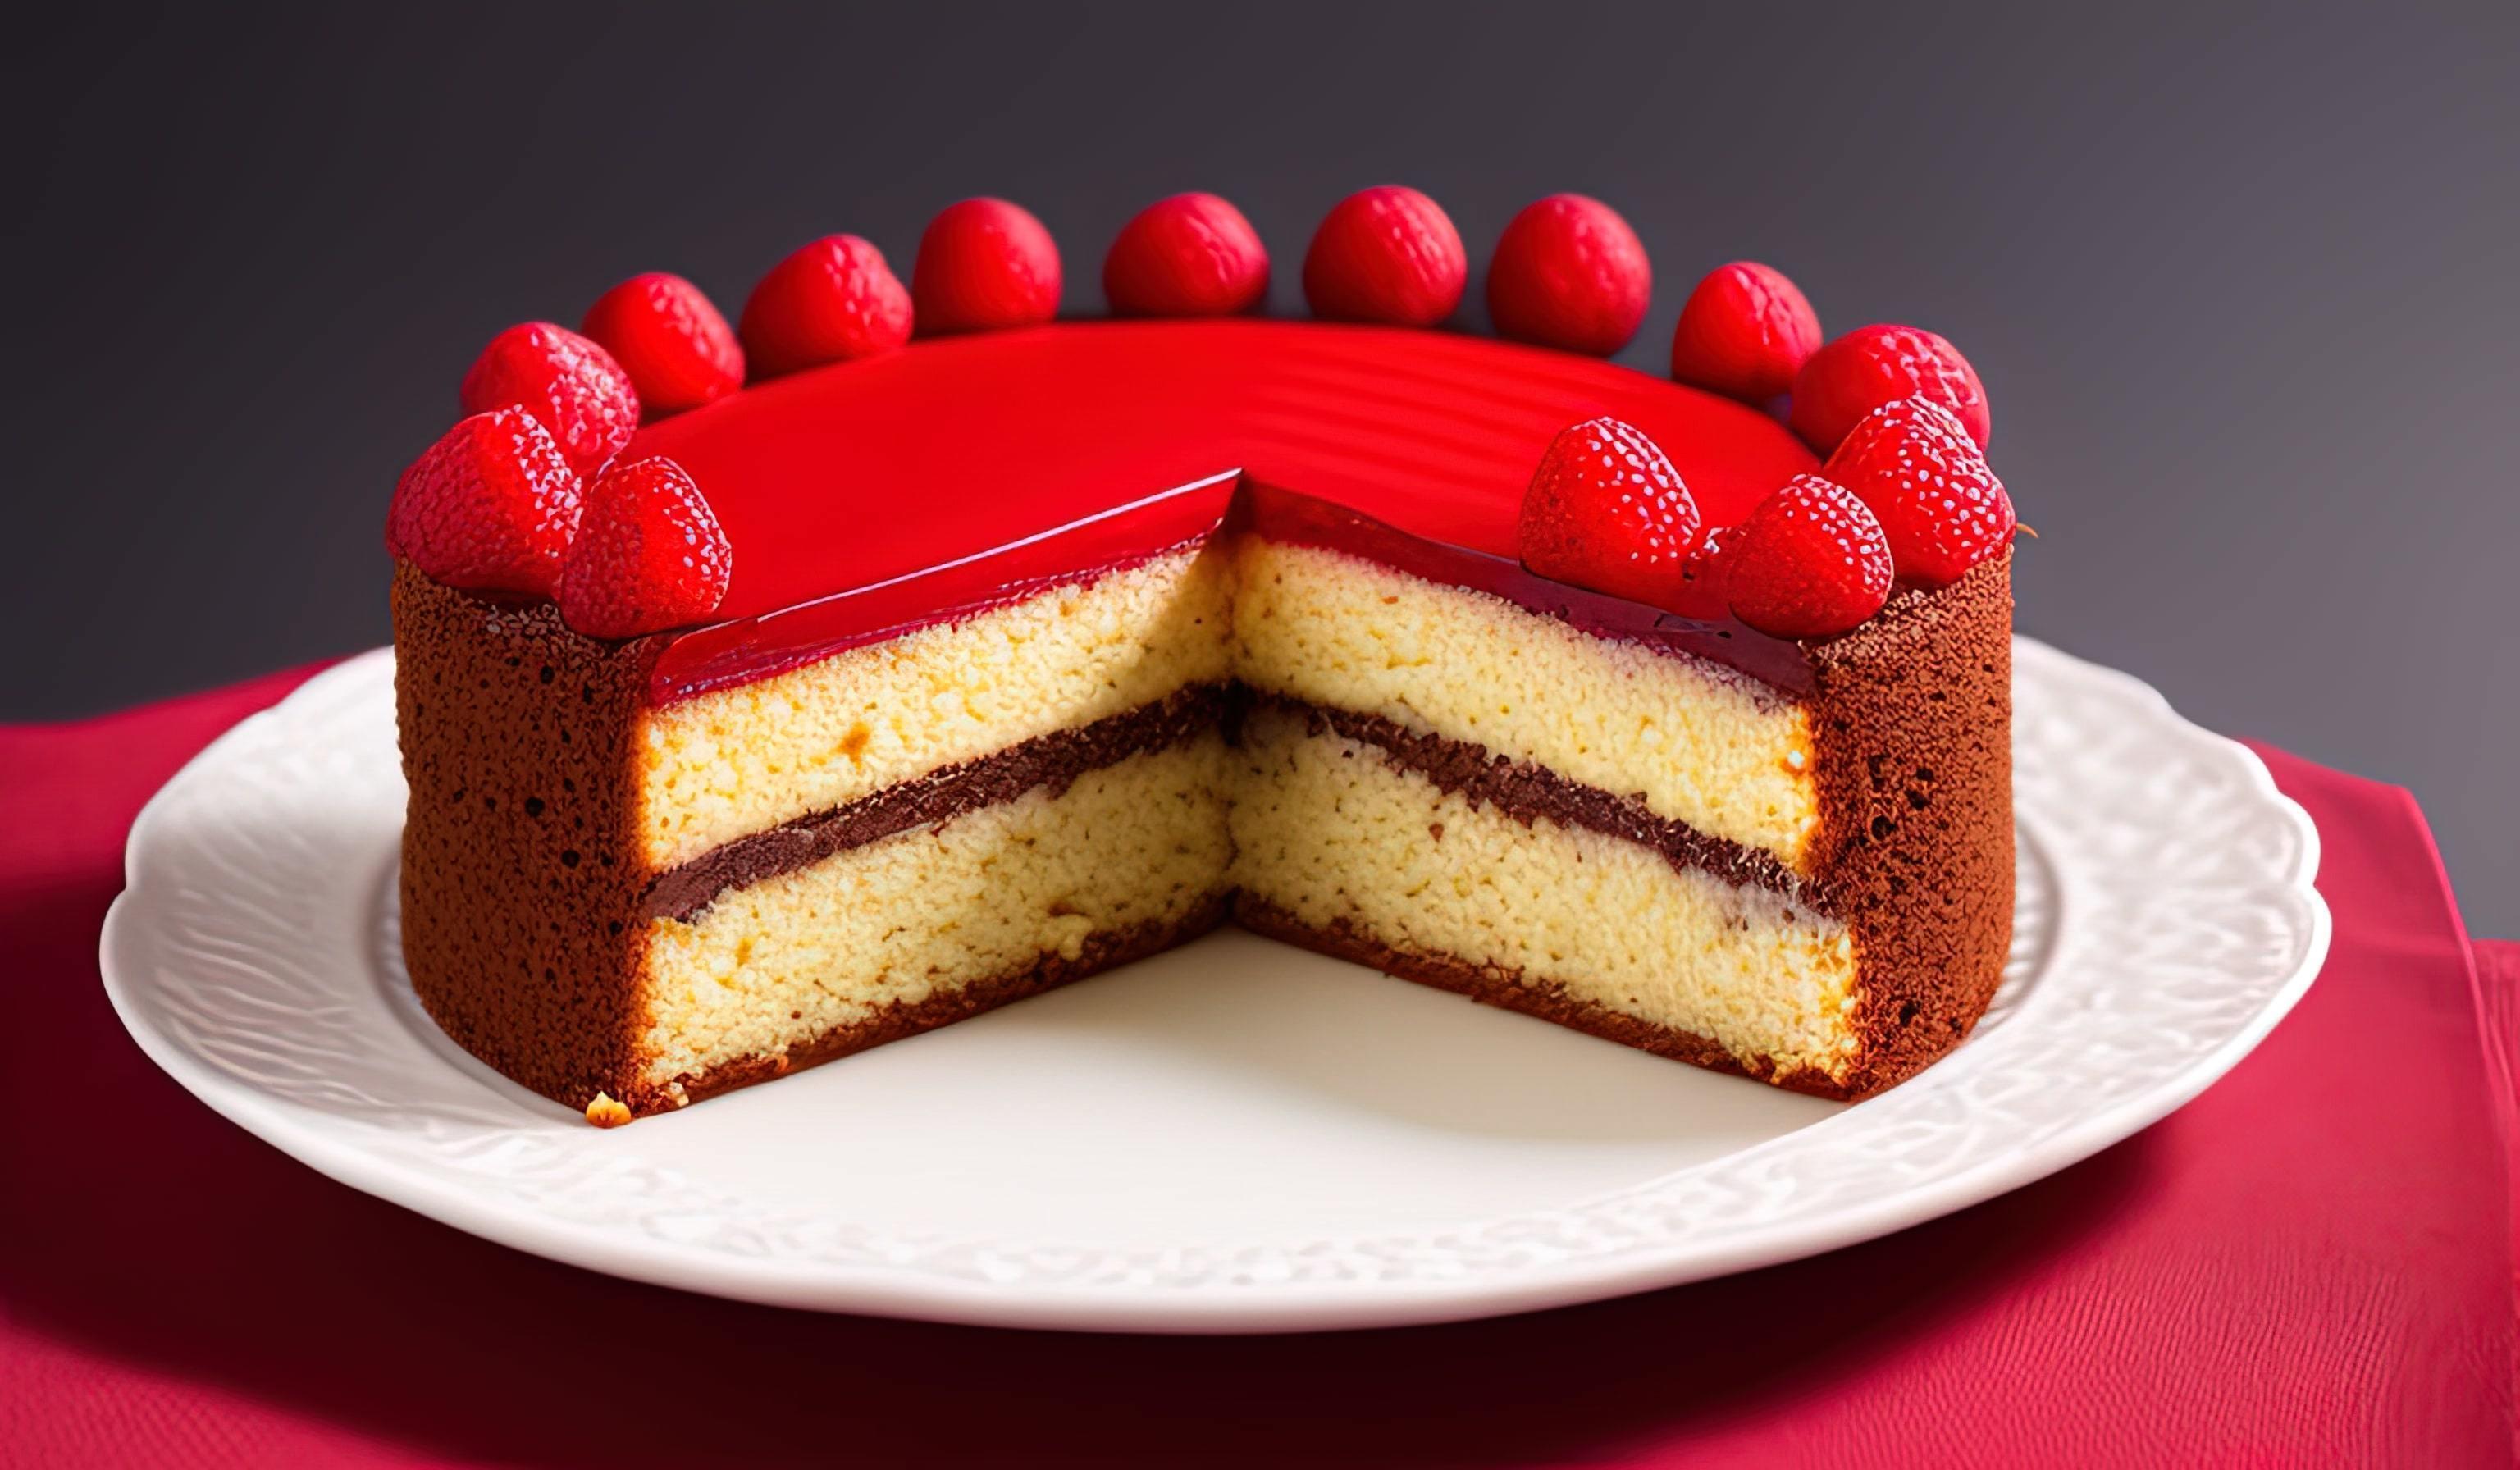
[1252,696,1824,914]
[643,684,1232,921]
[642,683,1821,924]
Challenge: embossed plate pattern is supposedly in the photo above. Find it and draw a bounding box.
[103,639,2326,1332]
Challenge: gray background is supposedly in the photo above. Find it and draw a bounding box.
[6,2,2513,932]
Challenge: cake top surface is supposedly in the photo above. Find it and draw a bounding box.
[630,318,1816,623]
[386,186,2013,674]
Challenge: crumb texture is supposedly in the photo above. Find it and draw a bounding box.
[636,547,1234,868]
[1227,705,1860,1079]
[639,737,1234,1093]
[1232,540,1820,866]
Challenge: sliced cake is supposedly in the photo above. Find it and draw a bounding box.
[386,188,2017,1121]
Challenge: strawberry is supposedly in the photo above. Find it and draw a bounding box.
[457,322,639,478]
[739,235,913,378]
[557,455,733,639]
[1515,416,1704,605]
[1724,474,1893,638]
[1665,524,1734,619]
[386,408,583,595]
[1302,185,1466,327]
[1824,397,2016,587]
[911,198,1062,334]
[581,272,745,418]
[1669,261,1821,403]
[1789,324,1989,454]
[1103,192,1270,317]
[1486,194,1651,355]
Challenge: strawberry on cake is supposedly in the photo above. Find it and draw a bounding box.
[386,186,2018,1123]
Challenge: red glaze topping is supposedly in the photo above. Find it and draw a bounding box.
[1302,186,1466,326]
[1515,417,1702,604]
[581,272,745,418]
[912,199,1062,334]
[628,319,1817,701]
[1724,473,1893,638]
[559,454,731,638]
[458,322,640,477]
[1670,261,1821,403]
[739,235,913,378]
[1791,323,1989,454]
[1104,193,1270,317]
[1486,194,1652,356]
[1667,524,1733,619]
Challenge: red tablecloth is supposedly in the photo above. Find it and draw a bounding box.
[3,667,2512,1468]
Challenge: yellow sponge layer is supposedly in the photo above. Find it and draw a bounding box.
[1228,705,1860,1080]
[1230,541,1820,868]
[637,737,1234,1093]
[632,547,1235,869]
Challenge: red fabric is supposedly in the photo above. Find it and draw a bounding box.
[2,669,2511,1468]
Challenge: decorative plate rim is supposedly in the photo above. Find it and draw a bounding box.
[102,637,2328,1332]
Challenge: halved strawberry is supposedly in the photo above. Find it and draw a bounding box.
[1824,397,2016,587]
[1516,417,1704,605]
[386,408,583,595]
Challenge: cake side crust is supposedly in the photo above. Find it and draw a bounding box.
[391,564,658,1112]
[1806,553,2016,1095]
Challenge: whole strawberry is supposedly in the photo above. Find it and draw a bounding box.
[581,272,746,418]
[740,235,913,377]
[1790,324,1989,454]
[386,408,583,595]
[558,456,733,639]
[1724,474,1893,638]
[913,198,1062,334]
[1669,262,1821,403]
[1486,194,1651,355]
[1303,185,1466,327]
[1104,192,1270,317]
[1516,416,1703,605]
[1824,397,2016,587]
[458,322,640,478]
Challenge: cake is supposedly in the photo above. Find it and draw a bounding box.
[386,187,2017,1122]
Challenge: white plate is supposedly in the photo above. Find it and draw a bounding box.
[103,639,2326,1333]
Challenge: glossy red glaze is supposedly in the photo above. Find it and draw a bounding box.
[628,319,1819,701]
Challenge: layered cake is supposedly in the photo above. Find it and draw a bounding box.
[387,188,2018,1122]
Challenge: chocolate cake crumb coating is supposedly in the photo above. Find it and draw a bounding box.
[1801,553,2014,1096]
[392,565,661,1112]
